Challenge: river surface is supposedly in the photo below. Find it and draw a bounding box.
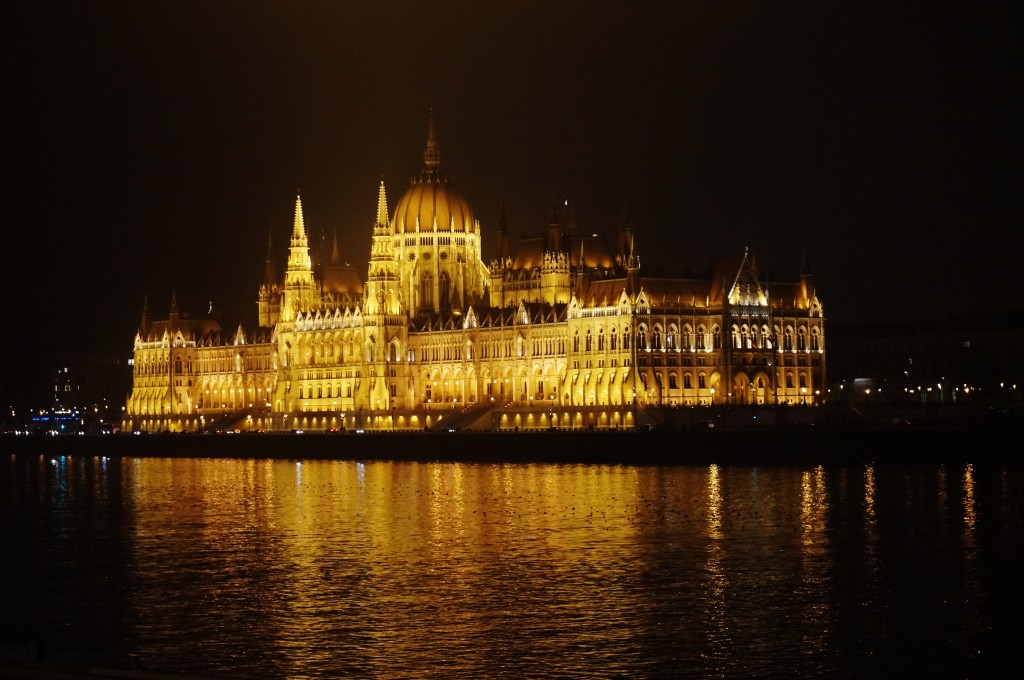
[2,453,1022,678]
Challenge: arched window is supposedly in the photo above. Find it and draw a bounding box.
[682,326,693,350]
[585,330,592,352]
[623,327,631,350]
[669,373,678,389]
[573,332,580,353]
[684,373,692,389]
[797,328,807,351]
[713,326,722,349]
[784,327,794,350]
[611,328,618,350]
[637,327,648,350]
[652,326,662,350]
[598,329,605,351]
[696,326,706,350]
[811,328,821,351]
[698,374,706,389]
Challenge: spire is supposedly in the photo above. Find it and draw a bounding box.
[375,179,389,229]
[424,109,440,170]
[546,202,562,253]
[292,194,307,243]
[497,200,510,261]
[169,290,179,330]
[618,203,636,268]
[330,230,341,265]
[140,294,150,337]
[264,229,277,285]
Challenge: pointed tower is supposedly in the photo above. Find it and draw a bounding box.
[363,179,407,414]
[281,195,318,322]
[424,108,441,171]
[618,205,640,295]
[139,294,151,340]
[168,290,180,332]
[364,180,402,316]
[490,201,511,307]
[258,229,282,327]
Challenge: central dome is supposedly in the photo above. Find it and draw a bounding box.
[391,117,476,234]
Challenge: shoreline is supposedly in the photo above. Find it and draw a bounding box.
[3,422,1021,465]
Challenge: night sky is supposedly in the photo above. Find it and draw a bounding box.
[5,1,1019,396]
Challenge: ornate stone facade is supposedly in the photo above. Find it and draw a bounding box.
[124,121,825,433]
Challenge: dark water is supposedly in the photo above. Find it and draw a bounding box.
[2,453,1022,678]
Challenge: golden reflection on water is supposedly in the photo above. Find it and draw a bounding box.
[1,452,1019,679]
[963,463,976,534]
[864,465,876,525]
[125,459,668,676]
[799,466,829,652]
[0,455,996,678]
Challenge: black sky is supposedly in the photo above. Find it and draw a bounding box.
[5,1,1020,377]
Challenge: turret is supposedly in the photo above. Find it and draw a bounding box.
[541,204,570,305]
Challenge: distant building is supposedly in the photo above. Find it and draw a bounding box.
[123,118,825,433]
[827,315,1023,406]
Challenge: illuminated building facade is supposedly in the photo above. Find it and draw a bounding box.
[124,121,825,433]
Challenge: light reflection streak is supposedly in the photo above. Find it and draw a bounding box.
[800,466,829,652]
[959,463,983,660]
[703,464,730,659]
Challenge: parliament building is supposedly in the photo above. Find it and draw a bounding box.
[123,119,825,433]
